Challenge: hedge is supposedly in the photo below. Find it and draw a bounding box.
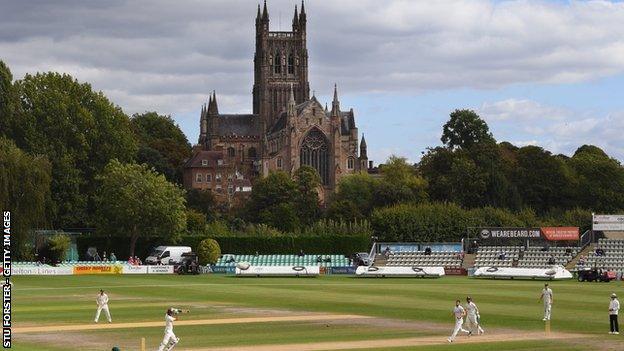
[76,233,369,261]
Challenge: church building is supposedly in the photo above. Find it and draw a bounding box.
[184,1,370,203]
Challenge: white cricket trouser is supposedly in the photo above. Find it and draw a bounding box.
[449,317,469,340]
[544,302,552,320]
[465,314,482,333]
[158,330,179,351]
[94,304,111,322]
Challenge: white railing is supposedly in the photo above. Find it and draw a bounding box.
[368,242,377,267]
[579,230,593,249]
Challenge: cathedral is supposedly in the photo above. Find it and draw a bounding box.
[183,1,369,203]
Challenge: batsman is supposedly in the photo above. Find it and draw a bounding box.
[157,307,189,351]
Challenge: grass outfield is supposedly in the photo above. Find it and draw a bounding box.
[11,275,624,350]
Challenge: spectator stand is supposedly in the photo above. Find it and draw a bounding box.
[373,242,465,275]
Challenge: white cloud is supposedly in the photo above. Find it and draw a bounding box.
[1,0,624,116]
[479,99,567,122]
[478,98,624,160]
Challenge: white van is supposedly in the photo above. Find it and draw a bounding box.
[145,246,192,265]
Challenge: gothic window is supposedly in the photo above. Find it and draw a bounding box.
[347,157,355,170]
[248,147,257,158]
[288,54,294,74]
[274,50,281,74]
[277,156,283,169]
[300,129,330,185]
[196,173,203,183]
[227,147,235,157]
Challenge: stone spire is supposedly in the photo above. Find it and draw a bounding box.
[360,134,367,158]
[292,5,299,30]
[262,0,269,21]
[331,83,340,116]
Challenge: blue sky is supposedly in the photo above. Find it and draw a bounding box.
[2,0,623,163]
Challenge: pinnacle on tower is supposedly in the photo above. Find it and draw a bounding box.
[331,83,340,115]
[287,83,296,116]
[360,134,368,159]
[208,90,219,115]
[292,5,299,29]
[299,0,306,29]
[256,3,261,22]
[262,0,269,21]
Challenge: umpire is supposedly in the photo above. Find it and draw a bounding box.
[609,293,620,335]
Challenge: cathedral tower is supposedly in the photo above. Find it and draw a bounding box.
[253,0,310,131]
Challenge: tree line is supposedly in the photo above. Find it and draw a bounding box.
[2,61,623,259]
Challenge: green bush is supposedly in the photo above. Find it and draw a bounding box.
[197,238,221,265]
[47,234,71,261]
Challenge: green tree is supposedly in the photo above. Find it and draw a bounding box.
[186,209,207,235]
[327,173,378,220]
[0,138,52,259]
[186,188,217,222]
[441,109,495,150]
[197,238,221,265]
[375,155,428,207]
[10,72,138,227]
[0,61,19,135]
[513,146,576,212]
[246,171,300,231]
[293,165,321,225]
[568,145,624,212]
[131,112,191,184]
[95,159,187,256]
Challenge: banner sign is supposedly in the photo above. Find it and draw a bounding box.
[211,266,235,274]
[13,266,73,276]
[479,228,541,239]
[541,227,579,241]
[122,265,148,274]
[147,265,174,274]
[73,265,123,275]
[593,214,624,231]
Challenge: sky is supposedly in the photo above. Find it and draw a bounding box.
[1,0,624,163]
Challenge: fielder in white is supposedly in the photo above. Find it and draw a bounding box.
[158,308,184,351]
[464,296,485,335]
[539,283,553,321]
[94,289,112,323]
[448,299,470,343]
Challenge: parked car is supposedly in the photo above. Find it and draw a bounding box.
[353,252,371,266]
[145,246,192,265]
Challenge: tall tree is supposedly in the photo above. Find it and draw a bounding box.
[9,72,137,228]
[293,165,321,225]
[441,109,495,150]
[568,145,624,212]
[0,138,52,259]
[0,61,18,135]
[513,146,576,213]
[131,112,191,184]
[245,171,300,231]
[95,159,187,256]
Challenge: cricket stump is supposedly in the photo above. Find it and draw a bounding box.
[545,320,551,335]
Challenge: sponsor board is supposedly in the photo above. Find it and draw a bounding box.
[593,214,624,231]
[479,228,541,239]
[211,266,236,274]
[541,227,579,241]
[73,265,123,275]
[147,265,174,274]
[13,266,73,276]
[329,266,356,275]
[122,265,149,274]
[444,267,467,276]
